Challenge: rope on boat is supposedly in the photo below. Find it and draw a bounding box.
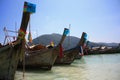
[22,51,25,80]
[22,17,31,80]
[22,39,26,80]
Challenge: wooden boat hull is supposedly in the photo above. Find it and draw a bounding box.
[0,42,23,80]
[75,54,82,59]
[55,46,81,64]
[19,47,59,70]
[75,46,83,59]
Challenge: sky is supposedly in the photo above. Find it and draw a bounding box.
[0,0,120,44]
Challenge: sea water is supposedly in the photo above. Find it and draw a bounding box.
[15,53,120,80]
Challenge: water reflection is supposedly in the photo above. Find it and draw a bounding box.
[15,53,120,80]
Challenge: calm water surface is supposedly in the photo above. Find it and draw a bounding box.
[15,53,120,80]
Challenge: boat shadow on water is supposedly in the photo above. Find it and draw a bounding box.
[17,61,84,74]
[17,68,52,74]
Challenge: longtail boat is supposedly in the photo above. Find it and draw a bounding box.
[0,2,36,80]
[84,42,120,55]
[87,47,120,55]
[18,28,69,70]
[55,32,87,64]
[75,32,88,59]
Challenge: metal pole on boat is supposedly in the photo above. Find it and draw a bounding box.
[68,24,71,48]
[15,22,17,39]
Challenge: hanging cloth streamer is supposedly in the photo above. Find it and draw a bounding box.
[28,18,32,43]
[28,32,32,43]
[59,44,63,58]
[79,46,84,56]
